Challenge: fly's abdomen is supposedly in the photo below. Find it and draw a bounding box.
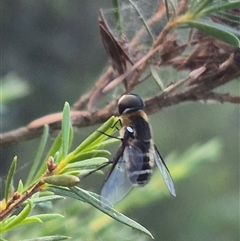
[135,153,152,186]
[128,140,154,186]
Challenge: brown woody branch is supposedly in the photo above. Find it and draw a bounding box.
[0,157,61,221]
[1,66,239,147]
[1,2,240,147]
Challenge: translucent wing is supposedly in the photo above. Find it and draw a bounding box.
[100,144,145,207]
[153,145,176,196]
[100,154,133,207]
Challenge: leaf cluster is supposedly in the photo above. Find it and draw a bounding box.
[1,103,123,240]
[173,0,240,46]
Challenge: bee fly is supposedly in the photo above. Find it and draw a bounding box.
[100,94,176,206]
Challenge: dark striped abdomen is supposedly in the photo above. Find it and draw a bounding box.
[125,112,154,186]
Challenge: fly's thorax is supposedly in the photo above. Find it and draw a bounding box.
[120,110,149,126]
[119,110,152,141]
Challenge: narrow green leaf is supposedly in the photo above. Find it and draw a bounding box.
[166,0,177,20]
[53,151,60,163]
[60,171,81,177]
[1,215,16,226]
[150,65,165,91]
[62,102,71,158]
[30,213,64,222]
[206,21,240,37]
[5,156,17,202]
[30,195,65,204]
[19,235,70,241]
[17,180,24,193]
[25,125,49,187]
[200,2,240,16]
[31,191,40,200]
[2,214,63,231]
[67,149,111,163]
[72,116,118,154]
[65,157,109,172]
[214,11,240,25]
[88,136,120,150]
[1,200,33,233]
[84,119,119,151]
[185,20,240,47]
[128,0,155,42]
[48,186,85,202]
[112,0,123,37]
[164,0,170,21]
[68,126,73,152]
[189,0,213,14]
[50,186,154,238]
[34,130,63,181]
[70,186,154,239]
[17,216,42,225]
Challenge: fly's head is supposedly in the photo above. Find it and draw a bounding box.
[118,94,144,115]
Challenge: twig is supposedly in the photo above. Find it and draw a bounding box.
[0,157,59,221]
[201,92,240,104]
[1,2,240,147]
[0,180,43,221]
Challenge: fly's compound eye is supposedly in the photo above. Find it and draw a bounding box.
[118,94,144,115]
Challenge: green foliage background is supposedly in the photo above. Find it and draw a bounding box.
[1,1,239,240]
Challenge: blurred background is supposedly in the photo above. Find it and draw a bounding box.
[1,1,239,240]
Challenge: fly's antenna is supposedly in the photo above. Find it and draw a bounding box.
[111,118,121,130]
[95,117,122,139]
